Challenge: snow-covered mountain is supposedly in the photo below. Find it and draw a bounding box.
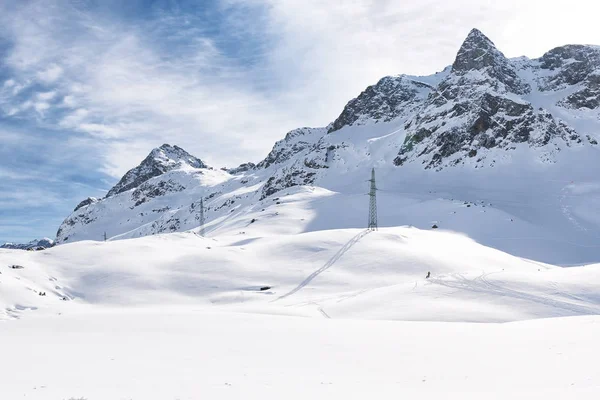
[1,238,54,250]
[106,144,208,198]
[56,29,600,265]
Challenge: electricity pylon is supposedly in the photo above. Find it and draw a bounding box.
[199,197,206,237]
[368,167,378,231]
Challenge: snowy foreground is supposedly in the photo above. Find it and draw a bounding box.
[2,309,599,399]
[2,227,600,398]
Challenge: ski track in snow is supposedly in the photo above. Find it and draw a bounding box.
[275,229,371,301]
[429,272,600,316]
[559,184,588,233]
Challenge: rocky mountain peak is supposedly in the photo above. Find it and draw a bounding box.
[105,144,207,198]
[451,29,528,95]
[149,144,206,169]
[391,29,598,169]
[452,29,502,72]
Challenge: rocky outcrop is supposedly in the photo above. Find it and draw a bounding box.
[74,197,98,212]
[257,128,326,169]
[131,180,186,207]
[538,45,600,91]
[226,162,256,175]
[106,144,207,198]
[328,76,434,133]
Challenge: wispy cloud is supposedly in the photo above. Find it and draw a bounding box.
[1,0,600,242]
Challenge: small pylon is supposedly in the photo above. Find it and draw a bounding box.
[199,197,206,237]
[368,167,378,231]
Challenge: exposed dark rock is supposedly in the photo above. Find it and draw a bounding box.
[131,179,185,207]
[539,45,600,90]
[106,144,206,198]
[227,162,256,174]
[257,128,325,169]
[328,76,434,133]
[452,28,529,94]
[563,73,600,109]
[260,167,317,200]
[74,197,98,212]
[395,31,582,169]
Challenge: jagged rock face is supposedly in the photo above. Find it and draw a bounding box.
[328,76,434,133]
[535,45,600,110]
[452,28,529,95]
[539,45,600,90]
[393,29,594,169]
[563,72,600,109]
[256,127,335,199]
[259,142,333,200]
[257,127,327,169]
[261,168,317,200]
[106,144,207,198]
[227,162,256,175]
[131,179,186,207]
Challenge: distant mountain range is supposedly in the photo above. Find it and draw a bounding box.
[52,29,600,265]
[1,238,55,251]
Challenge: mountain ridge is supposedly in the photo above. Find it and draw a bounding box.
[1,238,55,250]
[54,29,600,266]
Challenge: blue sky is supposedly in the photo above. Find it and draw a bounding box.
[1,0,600,243]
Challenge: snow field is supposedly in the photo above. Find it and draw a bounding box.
[1,309,599,399]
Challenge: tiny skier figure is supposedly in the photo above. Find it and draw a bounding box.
[426,271,431,279]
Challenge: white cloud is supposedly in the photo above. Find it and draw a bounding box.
[34,102,50,113]
[37,64,63,83]
[61,95,78,108]
[37,91,56,101]
[1,0,600,179]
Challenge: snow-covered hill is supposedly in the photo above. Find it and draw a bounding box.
[3,227,600,322]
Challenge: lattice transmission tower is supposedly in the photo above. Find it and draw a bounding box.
[368,167,378,230]
[199,197,206,237]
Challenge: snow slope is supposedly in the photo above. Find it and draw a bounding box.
[3,225,600,398]
[3,227,600,323]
